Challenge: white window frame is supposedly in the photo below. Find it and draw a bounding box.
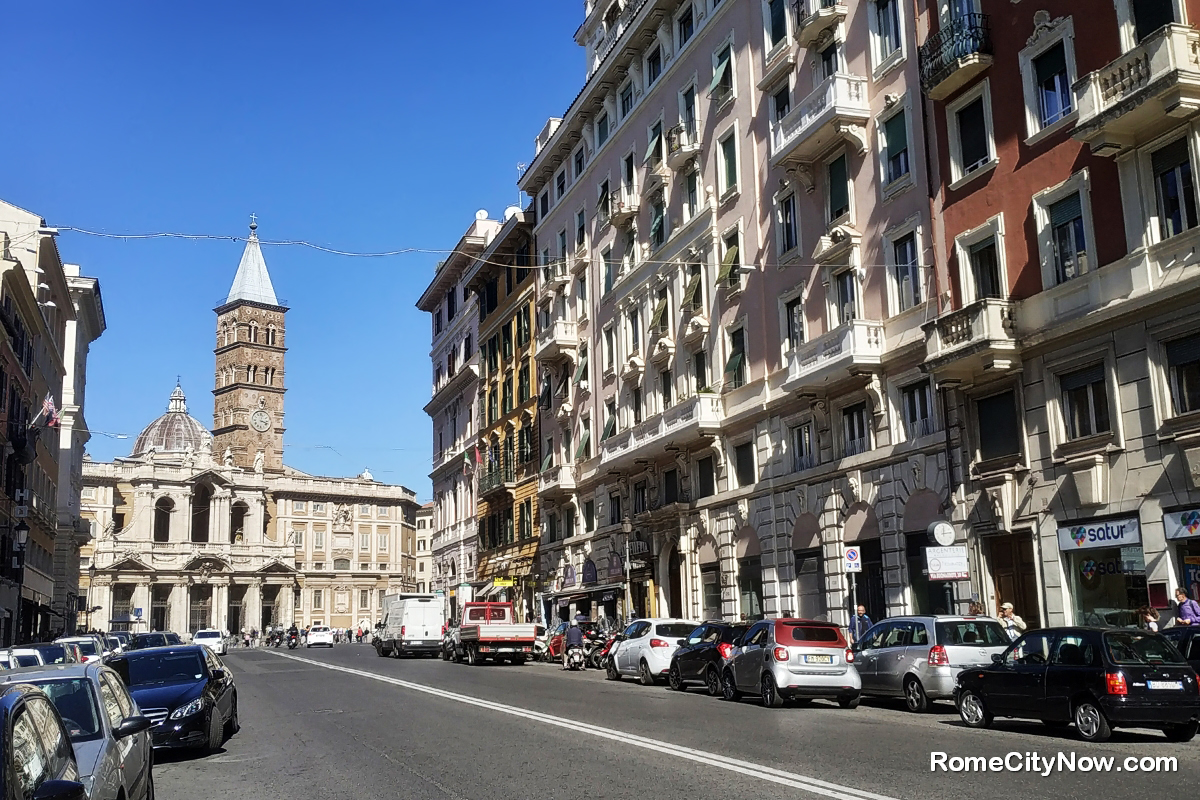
[572,145,588,182]
[1147,317,1200,428]
[1115,0,1185,53]
[889,369,937,442]
[717,123,740,200]
[1019,17,1078,145]
[868,0,907,77]
[728,432,757,488]
[762,0,792,58]
[783,411,817,472]
[827,263,862,327]
[824,147,853,226]
[720,219,746,290]
[953,213,1008,304]
[778,283,806,361]
[619,78,636,120]
[596,111,610,149]
[710,35,737,106]
[603,324,616,374]
[838,398,873,458]
[1032,169,1097,290]
[883,215,925,316]
[774,187,800,257]
[946,79,998,190]
[555,168,569,200]
[645,43,664,89]
[676,2,697,52]
[876,102,914,198]
[1137,130,1200,247]
[769,76,793,125]
[1044,346,1123,451]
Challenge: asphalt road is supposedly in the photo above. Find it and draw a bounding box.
[152,643,1196,800]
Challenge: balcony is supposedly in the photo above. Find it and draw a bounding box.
[599,393,723,470]
[794,0,847,49]
[922,299,1018,379]
[1074,24,1200,156]
[666,121,702,171]
[540,259,569,297]
[770,74,869,168]
[535,318,578,363]
[479,463,516,497]
[782,319,884,392]
[538,464,576,500]
[918,13,992,101]
[610,190,640,226]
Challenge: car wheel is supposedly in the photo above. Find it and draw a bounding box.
[466,645,478,666]
[1074,700,1112,742]
[441,647,450,661]
[957,689,993,729]
[721,669,741,702]
[904,677,929,713]
[638,660,656,686]
[760,673,784,708]
[837,695,860,709]
[225,695,240,736]
[704,666,721,697]
[606,659,621,681]
[1164,720,1199,742]
[205,712,224,753]
[668,663,684,691]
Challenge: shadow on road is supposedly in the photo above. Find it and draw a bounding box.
[936,716,1172,744]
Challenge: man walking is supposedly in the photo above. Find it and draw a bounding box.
[1176,588,1200,625]
[999,602,1026,640]
[849,605,872,643]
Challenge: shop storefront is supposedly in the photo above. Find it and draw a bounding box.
[1057,516,1146,628]
[1164,509,1200,602]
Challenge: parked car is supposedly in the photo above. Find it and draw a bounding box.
[440,620,460,661]
[56,637,108,665]
[376,596,444,657]
[306,626,334,648]
[126,634,167,651]
[956,626,1200,742]
[721,618,861,709]
[1159,626,1200,673]
[0,682,88,798]
[13,644,81,667]
[109,632,131,651]
[668,621,751,696]
[107,645,238,752]
[192,629,226,656]
[545,621,569,660]
[853,616,1010,712]
[3,650,43,668]
[0,663,153,799]
[104,638,123,656]
[162,633,182,646]
[606,618,698,685]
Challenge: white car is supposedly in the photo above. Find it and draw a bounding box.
[54,635,107,663]
[607,618,699,685]
[193,628,227,655]
[307,625,334,647]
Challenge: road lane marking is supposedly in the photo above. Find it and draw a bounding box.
[268,651,897,800]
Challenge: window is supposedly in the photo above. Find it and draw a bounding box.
[604,327,615,370]
[883,111,909,185]
[313,589,324,609]
[875,0,901,64]
[1033,42,1072,128]
[1167,335,1200,415]
[720,132,738,195]
[785,296,804,350]
[1060,364,1111,440]
[664,468,679,504]
[563,507,576,539]
[646,121,664,169]
[772,84,791,124]
[660,368,673,409]
[1153,138,1198,240]
[609,492,622,525]
[620,83,634,118]
[292,501,306,513]
[718,231,741,288]
[314,530,325,549]
[893,232,921,311]
[977,390,1021,461]
[632,387,643,425]
[835,268,857,324]
[602,249,615,295]
[697,456,715,498]
[628,309,641,354]
[767,0,787,47]
[546,512,558,543]
[1049,192,1087,283]
[584,499,595,532]
[378,532,388,552]
[518,361,531,403]
[968,237,1003,300]
[602,401,618,441]
[792,423,815,471]
[576,209,587,249]
[678,4,694,47]
[683,262,704,312]
[724,327,746,389]
[693,349,708,391]
[502,376,513,414]
[711,44,733,102]
[598,180,610,222]
[779,193,798,253]
[650,192,666,248]
[949,84,994,183]
[574,148,586,180]
[634,481,647,514]
[734,441,756,486]
[819,41,839,80]
[1133,0,1176,43]
[647,47,662,85]
[575,344,589,388]
[556,170,567,199]
[360,533,370,551]
[843,402,870,456]
[901,381,934,439]
[685,169,700,218]
[502,323,513,359]
[597,113,610,147]
[623,152,636,192]
[827,154,850,221]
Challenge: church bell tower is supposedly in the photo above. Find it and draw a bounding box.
[212,216,287,472]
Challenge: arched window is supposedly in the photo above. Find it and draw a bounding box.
[250,323,260,343]
[192,483,212,543]
[230,501,249,543]
[153,497,174,543]
[267,325,277,346]
[247,365,257,384]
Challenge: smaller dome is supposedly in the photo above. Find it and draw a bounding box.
[131,385,211,458]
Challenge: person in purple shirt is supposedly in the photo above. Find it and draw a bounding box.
[1175,588,1200,625]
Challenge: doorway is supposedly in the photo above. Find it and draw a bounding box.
[985,530,1041,628]
[667,548,683,618]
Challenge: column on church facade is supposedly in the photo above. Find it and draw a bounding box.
[169,582,189,635]
[244,579,263,633]
[93,581,112,633]
[180,491,193,544]
[133,581,152,632]
[213,492,232,544]
[212,579,229,632]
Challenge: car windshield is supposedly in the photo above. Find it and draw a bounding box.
[29,645,70,664]
[776,623,843,646]
[106,639,120,649]
[13,655,39,667]
[936,620,1010,647]
[132,634,166,649]
[35,679,103,742]
[721,626,750,643]
[312,627,329,633]
[655,623,694,637]
[1105,631,1187,666]
[122,652,207,686]
[73,641,98,656]
[194,632,220,640]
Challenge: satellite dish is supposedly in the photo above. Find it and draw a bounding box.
[475,209,488,221]
[504,206,521,220]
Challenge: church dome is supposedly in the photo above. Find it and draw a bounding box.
[130,385,211,458]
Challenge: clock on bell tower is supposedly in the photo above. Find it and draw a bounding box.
[212,217,287,472]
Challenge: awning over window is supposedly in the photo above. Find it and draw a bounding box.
[601,415,617,442]
[541,451,554,472]
[650,298,668,331]
[681,273,702,309]
[715,245,739,286]
[708,53,731,93]
[573,352,589,384]
[723,351,744,381]
[643,132,663,164]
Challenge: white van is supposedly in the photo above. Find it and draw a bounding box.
[375,596,443,657]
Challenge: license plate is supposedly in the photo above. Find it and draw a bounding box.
[1148,680,1184,690]
[803,654,833,664]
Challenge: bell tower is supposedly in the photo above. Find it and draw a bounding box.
[212,216,287,472]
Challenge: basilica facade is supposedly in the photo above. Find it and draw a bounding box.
[79,222,420,635]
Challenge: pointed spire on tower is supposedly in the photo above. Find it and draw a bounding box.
[225,214,279,306]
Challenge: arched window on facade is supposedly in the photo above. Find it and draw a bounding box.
[230,501,248,543]
[249,322,259,343]
[267,325,277,346]
[153,497,174,543]
[192,483,212,542]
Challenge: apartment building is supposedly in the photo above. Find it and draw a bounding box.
[416,502,433,593]
[464,210,539,621]
[418,213,497,620]
[520,0,945,627]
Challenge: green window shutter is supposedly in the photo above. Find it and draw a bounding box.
[643,132,663,165]
[601,415,617,442]
[1049,192,1082,228]
[650,206,664,239]
[574,430,591,460]
[884,113,906,156]
[681,273,702,309]
[650,298,668,331]
[541,452,554,472]
[723,351,744,380]
[715,245,739,286]
[573,352,589,384]
[708,53,730,93]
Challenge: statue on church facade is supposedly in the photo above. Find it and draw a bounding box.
[253,450,265,475]
[223,447,234,468]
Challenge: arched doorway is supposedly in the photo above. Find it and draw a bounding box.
[902,489,955,615]
[843,503,884,624]
[736,527,764,621]
[667,548,683,618]
[697,533,720,619]
[791,513,825,620]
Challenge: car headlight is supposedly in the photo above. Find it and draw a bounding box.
[169,698,205,719]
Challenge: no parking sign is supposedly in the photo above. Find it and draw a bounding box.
[844,547,862,573]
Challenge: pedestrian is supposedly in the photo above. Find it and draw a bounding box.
[1175,588,1200,625]
[998,602,1026,640]
[849,605,872,643]
[1138,605,1160,632]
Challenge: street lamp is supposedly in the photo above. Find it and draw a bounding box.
[86,563,96,632]
[621,517,632,623]
[13,521,29,645]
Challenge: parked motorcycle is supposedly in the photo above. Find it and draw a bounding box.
[565,645,586,671]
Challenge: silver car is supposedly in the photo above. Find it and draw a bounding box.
[721,618,861,708]
[0,662,154,799]
[853,615,1010,711]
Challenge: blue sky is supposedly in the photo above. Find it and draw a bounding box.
[5,2,583,499]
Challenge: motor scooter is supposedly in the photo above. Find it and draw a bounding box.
[287,634,299,650]
[565,645,586,671]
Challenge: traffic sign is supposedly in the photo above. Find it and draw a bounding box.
[844,547,862,573]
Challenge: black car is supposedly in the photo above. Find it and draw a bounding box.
[956,626,1200,742]
[126,634,168,651]
[668,621,750,696]
[1159,626,1200,673]
[0,683,88,799]
[162,633,182,646]
[107,645,239,752]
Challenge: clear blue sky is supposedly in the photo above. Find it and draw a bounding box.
[5,2,584,500]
